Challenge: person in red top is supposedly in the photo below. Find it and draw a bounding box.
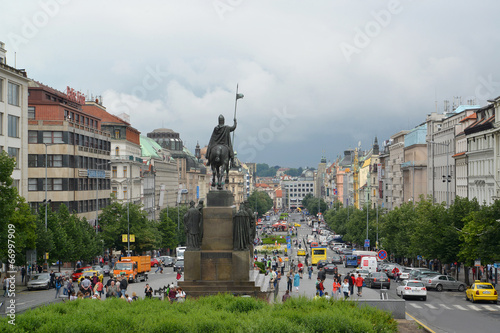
[332,278,341,300]
[392,267,400,282]
[298,261,304,278]
[355,273,364,297]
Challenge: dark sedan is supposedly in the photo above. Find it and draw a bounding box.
[323,264,338,275]
[316,260,329,269]
[174,260,184,273]
[365,272,391,289]
[331,254,343,265]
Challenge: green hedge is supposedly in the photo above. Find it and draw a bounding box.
[0,295,397,332]
[261,237,287,244]
[254,261,266,273]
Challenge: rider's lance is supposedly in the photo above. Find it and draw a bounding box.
[232,83,244,151]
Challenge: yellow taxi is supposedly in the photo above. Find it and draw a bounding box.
[297,249,306,256]
[465,281,498,303]
[77,270,104,285]
[294,223,301,227]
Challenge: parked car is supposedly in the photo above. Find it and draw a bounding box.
[396,280,427,301]
[102,265,111,276]
[411,270,439,281]
[174,260,184,273]
[348,269,370,279]
[423,274,466,292]
[365,272,391,289]
[399,267,412,280]
[71,266,92,281]
[465,281,498,303]
[77,270,104,285]
[27,273,51,290]
[331,254,343,265]
[316,260,329,269]
[159,256,175,267]
[323,264,338,275]
[151,258,160,267]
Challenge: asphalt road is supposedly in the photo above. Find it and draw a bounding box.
[286,212,500,333]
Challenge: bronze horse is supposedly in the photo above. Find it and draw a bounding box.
[208,144,230,190]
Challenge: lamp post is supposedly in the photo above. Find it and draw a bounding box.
[366,201,369,250]
[95,161,110,235]
[428,140,451,208]
[43,143,53,271]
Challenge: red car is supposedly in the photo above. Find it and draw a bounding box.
[151,258,160,267]
[71,266,92,281]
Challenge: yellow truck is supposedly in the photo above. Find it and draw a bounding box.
[112,256,150,282]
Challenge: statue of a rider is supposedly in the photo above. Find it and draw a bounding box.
[206,115,237,167]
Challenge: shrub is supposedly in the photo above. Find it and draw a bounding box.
[0,294,397,332]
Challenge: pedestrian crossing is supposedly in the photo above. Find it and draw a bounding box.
[408,303,500,311]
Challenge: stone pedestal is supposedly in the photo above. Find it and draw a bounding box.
[179,191,268,298]
[207,190,234,207]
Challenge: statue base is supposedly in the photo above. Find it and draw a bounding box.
[207,190,234,207]
[179,202,268,298]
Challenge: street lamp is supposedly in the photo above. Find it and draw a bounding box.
[427,140,451,208]
[43,143,53,271]
[366,201,369,250]
[95,161,111,234]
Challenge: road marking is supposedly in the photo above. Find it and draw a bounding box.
[409,303,422,309]
[424,304,438,309]
[453,305,467,310]
[439,304,452,310]
[468,305,481,311]
[482,305,498,311]
[405,313,436,333]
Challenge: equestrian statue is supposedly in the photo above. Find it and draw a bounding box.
[206,114,236,190]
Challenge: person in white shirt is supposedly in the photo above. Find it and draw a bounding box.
[176,287,186,302]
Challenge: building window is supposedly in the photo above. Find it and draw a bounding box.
[123,166,128,178]
[28,154,38,167]
[8,147,19,166]
[47,155,63,167]
[28,179,37,191]
[44,178,63,191]
[42,131,64,144]
[75,114,79,123]
[8,82,20,106]
[123,186,127,199]
[8,115,19,137]
[115,130,120,139]
[112,187,117,197]
[0,113,3,135]
[112,166,117,178]
[0,79,3,101]
[115,146,119,155]
[28,130,37,143]
[28,106,35,119]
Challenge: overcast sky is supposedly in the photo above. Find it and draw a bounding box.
[3,0,500,168]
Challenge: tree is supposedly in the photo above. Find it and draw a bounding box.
[0,152,37,266]
[256,163,279,177]
[248,191,273,216]
[99,201,160,255]
[284,167,303,177]
[158,210,178,253]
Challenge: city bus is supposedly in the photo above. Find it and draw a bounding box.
[311,247,327,265]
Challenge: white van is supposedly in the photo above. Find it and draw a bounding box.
[360,256,378,273]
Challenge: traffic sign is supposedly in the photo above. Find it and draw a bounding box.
[364,239,370,248]
[417,255,422,260]
[474,259,481,267]
[494,263,500,268]
[377,250,387,261]
[287,243,291,249]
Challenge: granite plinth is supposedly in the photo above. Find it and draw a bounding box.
[207,190,234,207]
[201,207,234,251]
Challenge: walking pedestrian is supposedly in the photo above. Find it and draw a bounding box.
[332,277,341,300]
[356,273,364,297]
[282,289,291,302]
[286,270,293,292]
[55,277,62,299]
[3,276,10,297]
[119,275,128,298]
[144,284,153,299]
[342,278,350,299]
[21,266,26,284]
[308,264,313,279]
[293,271,300,293]
[349,274,355,295]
